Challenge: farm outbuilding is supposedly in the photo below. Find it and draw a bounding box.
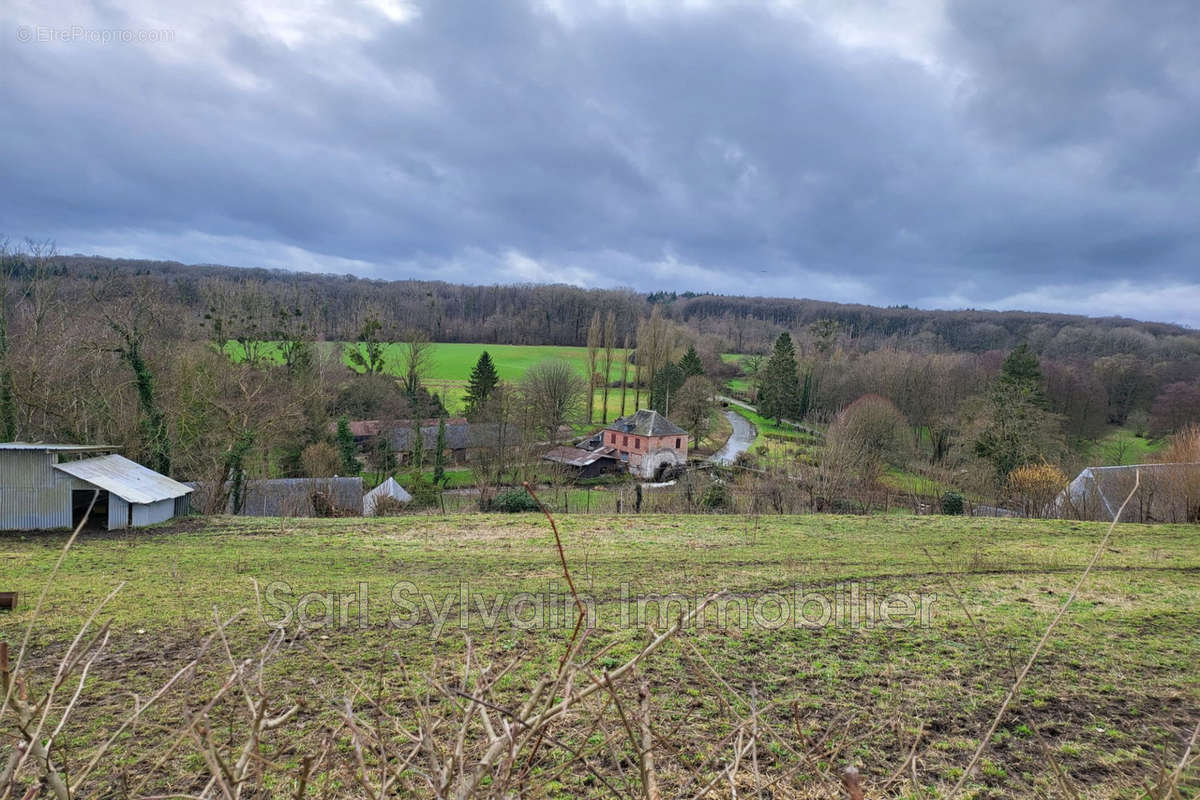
[362,477,412,515]
[541,445,620,479]
[345,418,501,466]
[1061,463,1200,523]
[0,443,192,531]
[186,477,364,517]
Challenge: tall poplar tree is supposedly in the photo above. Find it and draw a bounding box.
[585,311,602,423]
[620,333,631,418]
[601,311,616,423]
[433,416,447,486]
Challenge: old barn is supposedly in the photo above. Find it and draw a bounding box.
[0,443,192,531]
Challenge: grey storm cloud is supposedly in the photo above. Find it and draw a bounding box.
[2,0,1199,325]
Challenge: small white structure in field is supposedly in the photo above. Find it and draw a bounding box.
[363,477,413,516]
[1060,462,1200,523]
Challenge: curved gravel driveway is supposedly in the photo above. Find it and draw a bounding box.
[707,408,756,465]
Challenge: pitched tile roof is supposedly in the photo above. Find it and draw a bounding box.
[603,409,687,437]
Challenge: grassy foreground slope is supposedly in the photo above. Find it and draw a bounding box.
[1,515,1197,797]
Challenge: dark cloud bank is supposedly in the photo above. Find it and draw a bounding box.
[3,0,1198,325]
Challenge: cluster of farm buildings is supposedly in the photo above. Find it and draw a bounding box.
[2,408,1196,530]
[0,409,691,531]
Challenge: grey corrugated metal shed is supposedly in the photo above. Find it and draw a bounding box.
[0,442,115,452]
[53,454,193,504]
[185,477,363,516]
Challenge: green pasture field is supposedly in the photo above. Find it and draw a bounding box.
[1,514,1196,797]
[1086,427,1168,466]
[224,341,642,419]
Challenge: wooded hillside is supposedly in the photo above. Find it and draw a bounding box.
[37,254,1200,365]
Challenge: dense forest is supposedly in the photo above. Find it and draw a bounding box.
[28,254,1200,360]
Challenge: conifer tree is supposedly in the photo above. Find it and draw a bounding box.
[797,369,816,421]
[678,344,704,378]
[463,351,500,418]
[335,416,358,475]
[758,332,800,424]
[650,362,685,415]
[999,343,1046,406]
[974,344,1061,483]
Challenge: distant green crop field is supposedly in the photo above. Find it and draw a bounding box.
[224,341,636,417]
[225,340,757,422]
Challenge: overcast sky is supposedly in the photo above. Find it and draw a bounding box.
[4,0,1199,326]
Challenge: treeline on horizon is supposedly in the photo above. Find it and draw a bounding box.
[3,248,1199,490]
[30,255,1197,361]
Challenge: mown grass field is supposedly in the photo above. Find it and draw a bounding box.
[1086,427,1168,466]
[1,514,1196,797]
[225,340,639,418]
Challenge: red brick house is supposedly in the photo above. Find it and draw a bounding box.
[599,409,689,479]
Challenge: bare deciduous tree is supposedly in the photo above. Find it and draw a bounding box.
[673,375,716,446]
[520,359,587,445]
[398,331,432,403]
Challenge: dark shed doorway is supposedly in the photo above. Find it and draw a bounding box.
[71,489,109,529]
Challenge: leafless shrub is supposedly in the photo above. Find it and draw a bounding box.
[371,495,408,517]
[1005,463,1069,518]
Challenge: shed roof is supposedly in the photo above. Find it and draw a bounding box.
[604,409,687,437]
[346,418,469,439]
[543,445,617,468]
[53,454,192,504]
[390,421,497,451]
[0,442,116,453]
[1064,462,1200,521]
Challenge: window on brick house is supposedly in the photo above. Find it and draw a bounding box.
[622,435,628,446]
[635,438,641,448]
[675,437,681,448]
